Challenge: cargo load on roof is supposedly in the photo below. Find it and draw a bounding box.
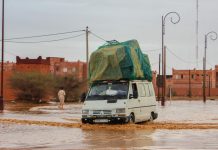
[89,39,152,82]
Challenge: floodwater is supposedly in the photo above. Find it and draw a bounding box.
[1,100,218,149]
[156,100,218,123]
[1,123,218,149]
[2,100,218,124]
[0,104,82,123]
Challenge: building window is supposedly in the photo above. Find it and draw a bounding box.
[181,74,183,79]
[63,68,68,73]
[55,66,59,72]
[72,67,76,73]
[175,75,179,79]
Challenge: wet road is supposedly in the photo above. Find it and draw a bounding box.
[1,100,218,149]
[1,123,218,149]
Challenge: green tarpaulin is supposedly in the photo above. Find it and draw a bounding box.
[89,39,152,82]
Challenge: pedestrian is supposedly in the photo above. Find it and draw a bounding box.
[58,87,66,110]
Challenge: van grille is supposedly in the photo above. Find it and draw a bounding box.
[93,110,112,115]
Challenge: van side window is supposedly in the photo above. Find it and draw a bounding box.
[132,83,138,98]
[138,83,146,97]
[144,84,151,97]
[129,85,133,95]
[148,84,154,96]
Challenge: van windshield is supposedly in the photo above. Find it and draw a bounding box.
[86,82,129,100]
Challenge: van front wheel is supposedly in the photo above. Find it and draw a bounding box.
[128,113,135,124]
[150,112,158,121]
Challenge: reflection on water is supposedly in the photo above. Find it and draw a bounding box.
[82,129,154,149]
[156,100,218,123]
[1,123,218,149]
[150,129,218,149]
[0,124,85,149]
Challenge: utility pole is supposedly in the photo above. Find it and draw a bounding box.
[188,69,191,97]
[86,26,89,80]
[161,15,164,106]
[196,0,199,68]
[157,53,161,101]
[0,0,5,111]
[161,11,180,106]
[209,74,211,97]
[163,46,166,101]
[203,57,206,102]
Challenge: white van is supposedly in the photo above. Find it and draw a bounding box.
[81,80,158,124]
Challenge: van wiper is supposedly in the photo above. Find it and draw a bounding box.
[116,95,126,99]
[87,95,103,100]
[102,95,108,100]
[107,98,117,103]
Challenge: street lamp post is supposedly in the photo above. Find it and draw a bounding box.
[0,0,5,112]
[203,31,217,102]
[86,26,89,80]
[161,12,180,106]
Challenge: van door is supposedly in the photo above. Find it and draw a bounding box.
[148,82,156,112]
[144,83,156,120]
[137,83,150,120]
[127,82,141,122]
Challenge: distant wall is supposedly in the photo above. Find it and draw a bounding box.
[154,87,218,97]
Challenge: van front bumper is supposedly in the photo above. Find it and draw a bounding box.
[82,115,129,124]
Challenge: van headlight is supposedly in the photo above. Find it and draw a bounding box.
[116,108,125,113]
[82,109,89,114]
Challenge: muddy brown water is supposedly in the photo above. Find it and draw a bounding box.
[0,123,218,149]
[1,100,218,149]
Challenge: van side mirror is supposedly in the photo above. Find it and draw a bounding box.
[129,93,138,99]
[129,94,134,99]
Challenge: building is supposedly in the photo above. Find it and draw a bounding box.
[0,56,87,100]
[16,56,87,81]
[155,67,218,97]
[53,60,87,81]
[0,62,16,100]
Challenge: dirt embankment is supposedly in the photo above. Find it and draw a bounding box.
[1,118,218,130]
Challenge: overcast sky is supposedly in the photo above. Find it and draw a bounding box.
[2,0,218,73]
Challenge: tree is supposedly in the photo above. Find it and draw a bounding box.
[10,72,53,102]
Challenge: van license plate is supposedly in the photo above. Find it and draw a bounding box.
[94,119,108,123]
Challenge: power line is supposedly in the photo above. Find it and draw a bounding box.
[166,47,202,64]
[90,31,108,42]
[5,33,85,44]
[4,29,85,41]
[90,32,161,53]
[90,32,162,52]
